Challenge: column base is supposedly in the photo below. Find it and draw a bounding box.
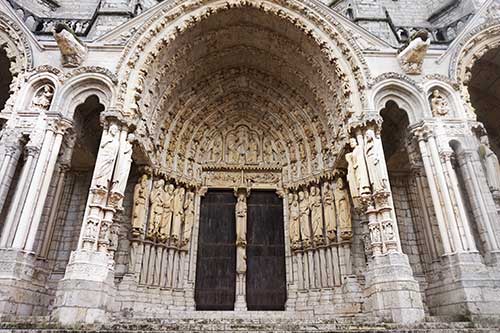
[364,252,425,324]
[52,250,115,325]
[234,295,247,311]
[0,248,51,318]
[427,252,500,320]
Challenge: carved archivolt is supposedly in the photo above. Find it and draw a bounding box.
[450,19,500,118]
[115,0,369,188]
[0,12,33,112]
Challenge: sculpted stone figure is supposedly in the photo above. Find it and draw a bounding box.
[479,136,500,193]
[228,135,239,163]
[397,30,430,74]
[182,191,195,247]
[364,129,387,193]
[32,85,54,111]
[93,124,120,189]
[322,182,337,242]
[309,185,324,245]
[131,174,149,236]
[247,137,259,163]
[159,184,175,242]
[53,24,87,67]
[147,179,165,239]
[430,90,450,117]
[289,193,301,250]
[112,133,135,197]
[235,192,247,246]
[346,137,370,200]
[171,186,185,245]
[299,190,311,248]
[235,191,247,275]
[334,178,353,241]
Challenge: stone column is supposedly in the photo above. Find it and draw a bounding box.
[349,117,424,324]
[460,151,499,253]
[53,116,135,325]
[0,130,24,215]
[413,127,452,254]
[442,150,477,252]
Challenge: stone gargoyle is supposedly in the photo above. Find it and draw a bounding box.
[397,30,431,75]
[53,23,87,67]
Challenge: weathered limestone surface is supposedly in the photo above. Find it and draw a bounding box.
[0,0,500,330]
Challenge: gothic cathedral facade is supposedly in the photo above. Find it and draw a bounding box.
[0,0,500,329]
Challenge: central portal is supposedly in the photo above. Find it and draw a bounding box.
[195,189,286,311]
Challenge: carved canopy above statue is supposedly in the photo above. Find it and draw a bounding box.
[118,0,367,187]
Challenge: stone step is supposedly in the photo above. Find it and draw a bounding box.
[0,317,495,332]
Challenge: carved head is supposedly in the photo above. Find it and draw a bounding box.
[349,138,357,149]
[298,191,304,201]
[156,179,165,188]
[167,184,175,193]
[480,135,490,146]
[140,174,148,184]
[365,129,375,142]
[288,193,293,202]
[127,133,136,142]
[109,124,119,136]
[310,186,318,195]
[336,177,345,189]
[432,89,440,98]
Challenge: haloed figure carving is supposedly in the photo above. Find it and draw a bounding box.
[334,178,353,241]
[147,179,165,239]
[171,187,186,246]
[309,186,324,245]
[289,193,301,250]
[299,190,311,248]
[159,184,175,242]
[132,174,149,236]
[182,191,196,247]
[322,182,337,242]
[94,124,120,189]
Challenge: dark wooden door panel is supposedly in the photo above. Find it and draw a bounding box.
[246,191,287,310]
[195,190,236,310]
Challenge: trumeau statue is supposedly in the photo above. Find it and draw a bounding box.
[322,182,337,242]
[430,90,450,117]
[32,85,54,111]
[235,191,247,275]
[289,193,301,250]
[346,137,370,201]
[171,186,185,245]
[479,136,500,193]
[364,129,388,193]
[131,174,149,236]
[235,192,247,246]
[112,133,135,196]
[309,185,324,245]
[159,184,175,242]
[93,124,120,189]
[334,178,353,241]
[182,191,196,247]
[299,190,311,248]
[147,179,165,239]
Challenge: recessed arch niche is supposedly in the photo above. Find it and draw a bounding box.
[119,2,365,188]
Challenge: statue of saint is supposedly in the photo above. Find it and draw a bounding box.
[182,191,196,247]
[227,135,239,163]
[159,184,175,242]
[131,174,149,236]
[112,133,135,196]
[235,192,247,246]
[93,124,120,189]
[334,178,353,241]
[346,137,371,199]
[171,186,185,245]
[289,193,301,249]
[147,179,165,239]
[309,185,324,245]
[247,137,259,163]
[430,89,450,117]
[299,190,311,248]
[322,182,337,242]
[32,85,54,111]
[364,129,387,193]
[479,135,500,193]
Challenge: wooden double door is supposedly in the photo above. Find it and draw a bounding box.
[195,190,286,311]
